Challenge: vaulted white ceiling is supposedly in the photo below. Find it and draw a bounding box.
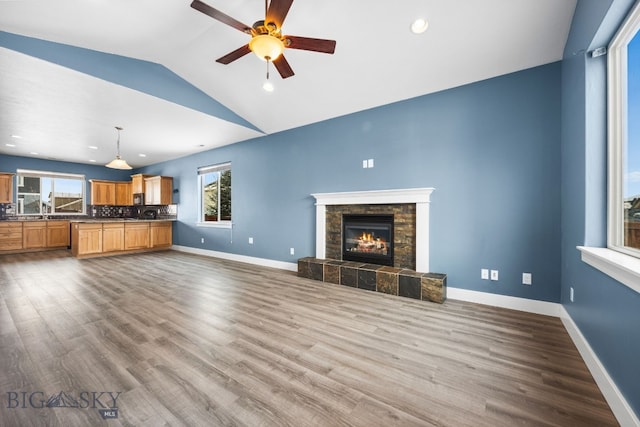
[0,0,576,168]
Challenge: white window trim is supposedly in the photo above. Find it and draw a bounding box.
[582,1,640,295]
[196,162,231,227]
[16,168,86,216]
[578,246,640,294]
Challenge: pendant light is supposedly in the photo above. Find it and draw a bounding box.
[105,126,132,170]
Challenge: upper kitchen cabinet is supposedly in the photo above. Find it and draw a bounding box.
[144,176,173,205]
[0,173,14,203]
[115,182,132,206]
[131,174,153,195]
[90,180,116,205]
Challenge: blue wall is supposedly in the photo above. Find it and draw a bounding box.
[561,0,640,416]
[139,62,563,303]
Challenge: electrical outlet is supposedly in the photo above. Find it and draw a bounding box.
[570,286,574,302]
[490,270,499,281]
[248,237,254,244]
[481,269,489,280]
[201,237,204,244]
[290,247,295,255]
[522,272,532,285]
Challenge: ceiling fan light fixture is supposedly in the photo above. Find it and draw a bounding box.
[249,34,285,61]
[105,126,132,170]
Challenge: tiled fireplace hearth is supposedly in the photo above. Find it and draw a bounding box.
[298,188,447,304]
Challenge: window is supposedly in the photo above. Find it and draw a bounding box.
[198,162,231,226]
[608,2,640,258]
[16,169,85,215]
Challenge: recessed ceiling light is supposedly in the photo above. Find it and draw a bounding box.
[5,143,16,147]
[89,159,97,163]
[30,151,38,155]
[88,145,98,150]
[411,18,429,34]
[10,134,22,139]
[138,153,147,157]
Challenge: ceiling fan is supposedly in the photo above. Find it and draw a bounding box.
[190,0,336,79]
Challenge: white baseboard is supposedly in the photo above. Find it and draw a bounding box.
[165,249,639,425]
[171,245,298,272]
[560,307,640,427]
[446,287,562,317]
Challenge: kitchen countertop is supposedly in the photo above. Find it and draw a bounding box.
[1,218,176,222]
[69,218,176,223]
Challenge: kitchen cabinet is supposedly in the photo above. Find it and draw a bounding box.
[23,221,47,249]
[115,182,132,206]
[46,221,70,248]
[0,173,14,203]
[150,221,172,248]
[90,180,116,205]
[102,223,124,252]
[124,222,150,250]
[131,174,153,195]
[71,223,103,256]
[144,176,173,205]
[0,222,22,251]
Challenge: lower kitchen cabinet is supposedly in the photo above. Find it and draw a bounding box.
[150,221,172,248]
[70,220,172,258]
[23,221,47,249]
[102,223,124,253]
[0,222,23,251]
[46,221,70,248]
[72,223,103,256]
[125,222,150,250]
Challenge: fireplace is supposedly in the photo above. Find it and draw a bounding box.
[342,214,394,266]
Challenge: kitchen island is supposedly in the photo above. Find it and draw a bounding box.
[70,219,173,259]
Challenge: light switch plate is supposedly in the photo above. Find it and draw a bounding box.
[490,270,499,281]
[481,269,489,280]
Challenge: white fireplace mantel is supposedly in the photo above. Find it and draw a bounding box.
[311,188,435,272]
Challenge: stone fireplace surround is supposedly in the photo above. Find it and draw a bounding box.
[312,188,434,272]
[298,188,446,304]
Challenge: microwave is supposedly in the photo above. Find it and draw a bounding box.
[133,193,144,205]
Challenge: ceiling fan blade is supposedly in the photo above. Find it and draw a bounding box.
[216,45,252,64]
[273,55,295,79]
[285,36,336,54]
[191,0,252,34]
[266,0,294,29]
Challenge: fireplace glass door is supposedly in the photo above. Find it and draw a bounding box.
[342,214,394,266]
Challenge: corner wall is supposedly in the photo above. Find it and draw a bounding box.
[561,0,640,418]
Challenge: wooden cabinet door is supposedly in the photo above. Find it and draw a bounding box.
[150,222,172,248]
[90,181,116,205]
[131,174,152,195]
[125,223,149,250]
[77,225,103,255]
[159,177,173,205]
[144,177,160,205]
[46,221,70,248]
[103,223,124,252]
[0,222,22,251]
[0,173,14,203]
[115,182,132,206]
[23,221,47,249]
[144,176,173,205]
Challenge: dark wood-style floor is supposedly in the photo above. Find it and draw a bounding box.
[0,250,618,426]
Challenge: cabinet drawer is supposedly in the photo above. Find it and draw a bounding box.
[0,238,22,250]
